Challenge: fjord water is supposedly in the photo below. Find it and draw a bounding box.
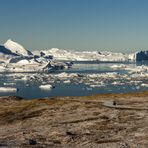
[0,61,147,99]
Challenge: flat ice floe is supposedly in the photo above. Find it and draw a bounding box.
[3,82,16,86]
[39,84,53,90]
[0,87,17,92]
[63,80,71,84]
[110,64,148,73]
[110,64,127,69]
[55,72,78,78]
[141,83,148,87]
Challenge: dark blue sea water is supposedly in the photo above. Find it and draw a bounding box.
[0,61,147,99]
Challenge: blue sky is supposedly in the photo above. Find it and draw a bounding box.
[0,0,148,52]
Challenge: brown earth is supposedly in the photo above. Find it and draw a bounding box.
[0,91,148,147]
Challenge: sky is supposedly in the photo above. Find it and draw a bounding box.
[0,0,148,53]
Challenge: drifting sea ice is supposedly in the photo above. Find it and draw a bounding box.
[3,82,15,86]
[0,87,17,92]
[63,80,71,84]
[110,64,127,69]
[141,83,148,87]
[55,72,78,78]
[110,64,148,73]
[39,84,53,90]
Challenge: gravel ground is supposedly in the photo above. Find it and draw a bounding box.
[0,91,148,147]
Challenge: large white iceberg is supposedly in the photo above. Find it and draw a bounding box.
[0,87,17,92]
[0,39,148,73]
[35,48,147,62]
[135,51,148,61]
[39,84,53,90]
[36,48,129,62]
[4,39,33,56]
[0,40,72,72]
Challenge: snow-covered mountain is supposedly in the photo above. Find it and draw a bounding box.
[4,39,33,56]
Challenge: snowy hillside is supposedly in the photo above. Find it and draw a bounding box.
[4,39,33,56]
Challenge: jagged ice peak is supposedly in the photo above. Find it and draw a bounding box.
[4,39,32,56]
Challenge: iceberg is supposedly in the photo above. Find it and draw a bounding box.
[135,51,148,61]
[35,48,148,62]
[0,45,18,56]
[0,87,17,92]
[63,80,71,84]
[110,64,127,69]
[39,84,53,90]
[4,39,33,56]
[38,48,129,62]
[0,45,19,62]
[55,72,78,78]
[3,83,15,86]
[0,38,148,74]
[0,40,72,72]
[141,83,148,87]
[127,50,148,61]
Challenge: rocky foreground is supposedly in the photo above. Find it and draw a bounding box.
[0,92,148,148]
